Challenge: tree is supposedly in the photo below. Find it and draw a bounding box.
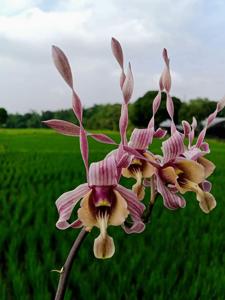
[179,98,216,123]
[0,108,8,126]
[130,91,182,128]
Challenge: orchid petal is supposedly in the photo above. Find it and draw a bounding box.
[72,90,83,123]
[197,192,216,214]
[56,183,90,229]
[94,233,115,259]
[119,104,128,145]
[52,45,73,88]
[80,125,89,177]
[148,91,161,129]
[183,147,202,160]
[122,63,134,104]
[196,96,225,148]
[129,128,154,150]
[200,180,212,192]
[197,156,215,178]
[77,190,97,228]
[111,37,124,70]
[153,128,167,138]
[109,190,129,225]
[182,120,191,137]
[90,133,117,145]
[156,176,186,209]
[161,48,171,93]
[175,160,205,184]
[88,156,118,186]
[43,119,80,136]
[162,131,185,163]
[200,142,210,153]
[115,185,145,233]
[111,37,125,88]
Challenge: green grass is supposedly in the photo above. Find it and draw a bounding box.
[0,129,225,300]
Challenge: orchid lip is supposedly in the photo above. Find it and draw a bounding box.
[89,186,116,217]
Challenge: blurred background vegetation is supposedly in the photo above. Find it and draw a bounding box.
[1,130,225,299]
[1,91,223,131]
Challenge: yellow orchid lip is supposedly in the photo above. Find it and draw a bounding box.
[95,199,111,207]
[131,159,142,166]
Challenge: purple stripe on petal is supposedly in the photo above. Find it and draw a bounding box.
[90,133,117,145]
[56,183,90,229]
[196,97,225,148]
[166,94,174,121]
[88,156,118,186]
[148,91,162,129]
[162,131,185,163]
[52,45,73,88]
[122,63,134,104]
[156,176,186,209]
[119,104,128,145]
[43,119,80,136]
[200,142,210,153]
[70,219,83,228]
[129,128,154,150]
[72,90,83,123]
[111,37,124,69]
[122,222,145,234]
[80,126,89,178]
[161,48,171,93]
[182,121,191,137]
[154,128,167,138]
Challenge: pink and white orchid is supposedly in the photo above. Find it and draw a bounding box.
[46,37,225,265]
[56,155,145,259]
[46,42,145,259]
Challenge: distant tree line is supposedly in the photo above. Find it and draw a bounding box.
[0,91,223,130]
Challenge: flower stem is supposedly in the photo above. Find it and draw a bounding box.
[142,176,157,223]
[54,228,89,300]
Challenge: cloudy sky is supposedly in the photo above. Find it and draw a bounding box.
[0,0,225,113]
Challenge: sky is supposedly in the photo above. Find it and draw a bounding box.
[0,0,225,113]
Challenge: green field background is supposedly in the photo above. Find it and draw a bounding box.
[0,129,225,300]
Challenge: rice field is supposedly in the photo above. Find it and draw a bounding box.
[0,129,225,300]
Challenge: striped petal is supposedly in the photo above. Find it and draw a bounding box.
[56,183,90,229]
[162,131,185,163]
[115,185,145,233]
[156,175,186,209]
[52,45,73,88]
[88,156,118,186]
[161,48,171,93]
[122,63,134,104]
[43,119,80,136]
[129,128,154,150]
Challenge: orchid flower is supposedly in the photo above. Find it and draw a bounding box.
[56,155,145,259]
[111,38,166,200]
[154,49,225,213]
[46,43,145,259]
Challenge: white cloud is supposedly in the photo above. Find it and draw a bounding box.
[0,0,225,113]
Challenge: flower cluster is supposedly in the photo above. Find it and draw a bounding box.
[44,38,225,259]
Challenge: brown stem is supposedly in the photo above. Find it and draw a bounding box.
[54,228,89,300]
